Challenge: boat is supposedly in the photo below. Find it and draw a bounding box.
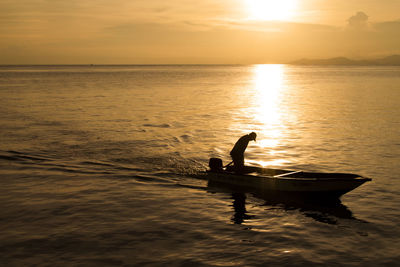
[206,158,372,200]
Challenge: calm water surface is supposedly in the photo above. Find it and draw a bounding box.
[0,65,399,266]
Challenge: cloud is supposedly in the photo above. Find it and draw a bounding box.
[347,11,369,30]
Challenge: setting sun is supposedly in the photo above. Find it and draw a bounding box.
[244,0,298,21]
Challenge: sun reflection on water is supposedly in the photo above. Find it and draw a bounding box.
[248,64,290,167]
[253,64,284,125]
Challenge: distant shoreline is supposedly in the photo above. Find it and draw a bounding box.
[289,55,400,66]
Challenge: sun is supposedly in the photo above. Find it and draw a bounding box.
[244,0,298,21]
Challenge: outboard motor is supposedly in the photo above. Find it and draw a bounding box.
[209,158,223,172]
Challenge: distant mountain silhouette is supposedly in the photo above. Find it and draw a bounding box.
[290,55,400,66]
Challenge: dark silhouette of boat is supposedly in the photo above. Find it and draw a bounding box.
[207,158,372,200]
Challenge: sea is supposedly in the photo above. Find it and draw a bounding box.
[0,64,399,266]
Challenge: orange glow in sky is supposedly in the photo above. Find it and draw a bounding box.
[0,0,400,64]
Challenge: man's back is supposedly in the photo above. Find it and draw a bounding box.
[230,134,251,156]
[229,132,256,171]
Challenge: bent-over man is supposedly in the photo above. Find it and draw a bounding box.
[230,132,256,172]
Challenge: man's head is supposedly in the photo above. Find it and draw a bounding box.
[249,132,257,141]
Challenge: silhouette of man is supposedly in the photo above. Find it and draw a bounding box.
[230,132,256,172]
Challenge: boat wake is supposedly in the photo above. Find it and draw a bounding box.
[0,150,367,226]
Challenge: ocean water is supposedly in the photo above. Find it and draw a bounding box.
[0,65,399,266]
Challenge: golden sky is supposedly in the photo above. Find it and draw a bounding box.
[1,0,400,64]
